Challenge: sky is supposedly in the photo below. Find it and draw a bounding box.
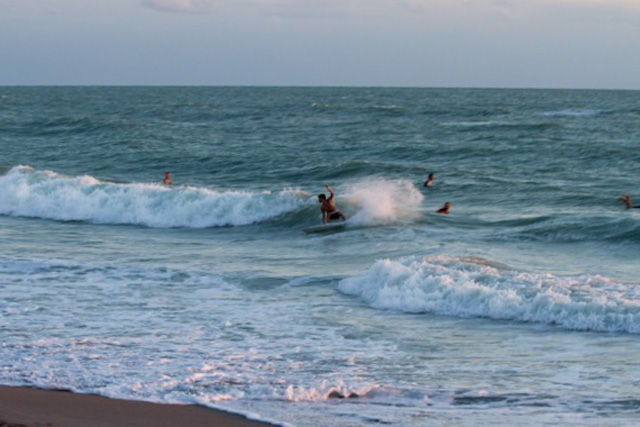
[1,0,639,89]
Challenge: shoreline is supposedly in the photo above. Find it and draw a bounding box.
[0,385,277,427]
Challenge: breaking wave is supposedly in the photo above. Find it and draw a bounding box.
[339,255,640,334]
[0,166,309,228]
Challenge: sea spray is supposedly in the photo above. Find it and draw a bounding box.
[341,179,424,226]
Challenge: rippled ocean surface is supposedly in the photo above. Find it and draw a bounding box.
[1,87,639,426]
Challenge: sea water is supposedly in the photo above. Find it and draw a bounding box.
[1,87,639,426]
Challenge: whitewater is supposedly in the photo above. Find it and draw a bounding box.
[1,86,640,426]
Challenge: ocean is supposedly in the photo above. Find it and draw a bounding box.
[1,86,639,426]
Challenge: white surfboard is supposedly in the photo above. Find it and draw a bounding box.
[303,221,348,234]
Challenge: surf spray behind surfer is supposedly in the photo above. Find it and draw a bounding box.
[318,184,346,224]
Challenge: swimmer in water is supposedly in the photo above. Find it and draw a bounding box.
[437,201,451,214]
[163,171,173,185]
[619,195,640,209]
[318,184,346,224]
[424,173,435,188]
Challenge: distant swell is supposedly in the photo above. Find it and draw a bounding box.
[339,255,640,334]
[0,166,309,228]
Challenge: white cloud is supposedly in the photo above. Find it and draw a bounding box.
[142,0,212,13]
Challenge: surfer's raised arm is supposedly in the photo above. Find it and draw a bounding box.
[325,184,335,201]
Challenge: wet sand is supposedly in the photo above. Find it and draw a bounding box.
[0,385,275,427]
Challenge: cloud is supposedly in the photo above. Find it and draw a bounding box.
[142,0,212,13]
[137,0,640,26]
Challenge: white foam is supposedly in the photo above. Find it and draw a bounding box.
[339,255,640,334]
[0,166,308,228]
[285,380,379,402]
[341,178,424,226]
[542,109,608,117]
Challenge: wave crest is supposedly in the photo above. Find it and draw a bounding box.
[339,255,640,334]
[0,166,309,228]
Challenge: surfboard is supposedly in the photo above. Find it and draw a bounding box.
[303,222,348,234]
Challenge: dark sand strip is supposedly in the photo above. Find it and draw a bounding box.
[0,386,275,427]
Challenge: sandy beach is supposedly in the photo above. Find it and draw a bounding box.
[0,386,275,427]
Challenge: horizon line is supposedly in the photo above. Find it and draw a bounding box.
[1,84,638,92]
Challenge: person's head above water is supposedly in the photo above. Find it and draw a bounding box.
[619,194,639,209]
[437,201,451,214]
[163,171,172,184]
[424,173,435,187]
[318,194,327,202]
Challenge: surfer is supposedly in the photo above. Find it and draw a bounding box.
[424,173,435,188]
[437,202,451,214]
[318,184,346,224]
[619,194,640,209]
[163,171,173,185]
